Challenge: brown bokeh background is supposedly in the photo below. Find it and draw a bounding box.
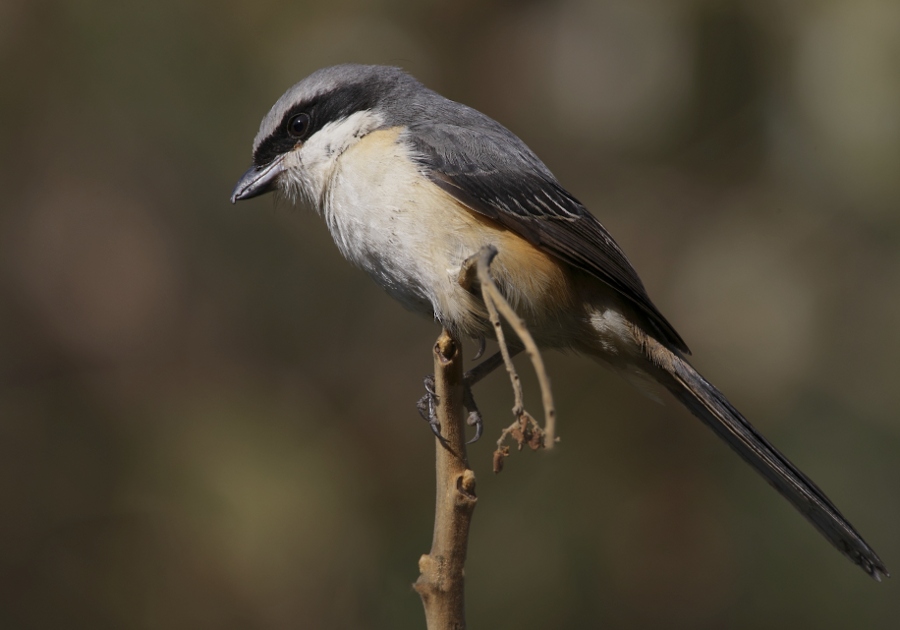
[2,1,899,628]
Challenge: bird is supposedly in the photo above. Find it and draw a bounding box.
[231,63,887,580]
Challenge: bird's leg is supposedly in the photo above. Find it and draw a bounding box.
[417,346,523,443]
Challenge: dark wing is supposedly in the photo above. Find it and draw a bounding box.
[407,122,689,354]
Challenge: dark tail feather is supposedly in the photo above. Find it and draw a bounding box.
[655,350,888,580]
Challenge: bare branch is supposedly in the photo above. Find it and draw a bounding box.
[414,246,560,625]
[414,330,477,630]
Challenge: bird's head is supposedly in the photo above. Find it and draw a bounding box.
[230,64,423,206]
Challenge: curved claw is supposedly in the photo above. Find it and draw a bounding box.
[472,336,486,361]
[461,379,484,444]
[466,411,483,444]
[427,415,445,441]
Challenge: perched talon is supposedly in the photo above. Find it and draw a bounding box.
[462,380,483,443]
[417,374,437,422]
[417,375,446,442]
[418,350,513,445]
[427,416,444,440]
[472,336,486,361]
[416,375,437,421]
[466,410,483,444]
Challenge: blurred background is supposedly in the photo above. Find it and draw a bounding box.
[2,0,899,627]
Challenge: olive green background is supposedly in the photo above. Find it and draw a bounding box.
[1,1,899,628]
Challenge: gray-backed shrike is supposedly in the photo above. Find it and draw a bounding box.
[232,64,887,580]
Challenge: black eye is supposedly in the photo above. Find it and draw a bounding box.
[287,113,310,139]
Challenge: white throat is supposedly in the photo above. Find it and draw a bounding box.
[278,109,385,209]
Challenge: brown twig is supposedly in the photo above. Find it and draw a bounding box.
[414,330,477,630]
[467,246,557,470]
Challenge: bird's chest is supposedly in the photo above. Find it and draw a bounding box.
[321,129,467,315]
[317,128,577,339]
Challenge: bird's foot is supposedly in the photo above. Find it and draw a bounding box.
[416,373,484,444]
[416,375,445,442]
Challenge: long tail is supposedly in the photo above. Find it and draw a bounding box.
[647,342,888,580]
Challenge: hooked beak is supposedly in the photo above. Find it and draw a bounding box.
[230,155,286,203]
